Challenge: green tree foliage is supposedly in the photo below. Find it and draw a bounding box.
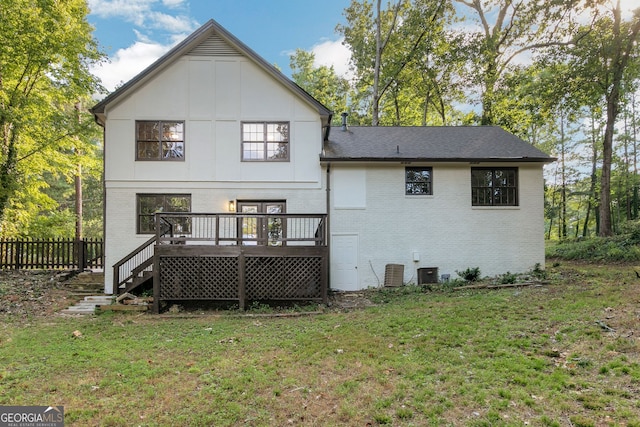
[329,0,640,239]
[289,49,351,124]
[0,0,104,237]
[455,0,588,126]
[560,2,640,236]
[337,0,455,125]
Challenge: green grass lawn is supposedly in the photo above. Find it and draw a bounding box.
[1,261,639,426]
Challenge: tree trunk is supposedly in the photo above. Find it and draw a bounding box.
[547,184,557,240]
[372,0,382,126]
[0,124,18,223]
[624,114,631,221]
[583,118,599,238]
[422,90,430,126]
[599,91,618,237]
[481,65,496,126]
[560,113,567,239]
[598,2,640,236]
[632,92,638,220]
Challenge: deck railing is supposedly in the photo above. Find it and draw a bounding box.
[150,213,328,311]
[113,219,173,292]
[113,213,327,294]
[155,213,327,246]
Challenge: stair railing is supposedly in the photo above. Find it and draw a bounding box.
[112,216,173,294]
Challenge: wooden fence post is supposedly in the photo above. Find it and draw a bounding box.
[15,239,23,269]
[75,239,85,271]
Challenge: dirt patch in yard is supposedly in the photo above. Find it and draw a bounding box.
[328,291,377,311]
[0,270,378,319]
[0,270,76,322]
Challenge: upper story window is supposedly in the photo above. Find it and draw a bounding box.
[242,122,289,161]
[471,167,518,206]
[136,120,184,161]
[405,167,433,195]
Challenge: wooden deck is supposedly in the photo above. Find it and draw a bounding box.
[114,213,328,313]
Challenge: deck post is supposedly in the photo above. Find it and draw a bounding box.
[152,248,160,314]
[321,248,329,304]
[15,240,23,269]
[238,250,246,310]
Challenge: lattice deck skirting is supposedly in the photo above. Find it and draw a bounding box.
[153,245,327,312]
[159,256,239,300]
[245,256,322,299]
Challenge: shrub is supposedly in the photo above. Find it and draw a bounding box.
[456,267,481,282]
[546,234,640,262]
[499,272,517,284]
[530,263,547,279]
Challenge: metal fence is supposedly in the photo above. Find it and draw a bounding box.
[0,238,103,270]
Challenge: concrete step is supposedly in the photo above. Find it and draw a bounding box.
[83,296,113,302]
[59,295,113,315]
[62,271,105,289]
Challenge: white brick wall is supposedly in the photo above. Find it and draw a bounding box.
[329,163,545,290]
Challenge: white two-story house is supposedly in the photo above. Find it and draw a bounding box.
[91,19,553,311]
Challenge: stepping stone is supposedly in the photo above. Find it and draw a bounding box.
[60,295,113,315]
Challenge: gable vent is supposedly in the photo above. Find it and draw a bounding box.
[186,33,241,56]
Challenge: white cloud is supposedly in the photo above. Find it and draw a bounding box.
[133,29,152,44]
[87,0,155,25]
[162,0,187,7]
[310,38,352,79]
[87,0,197,94]
[91,41,173,92]
[87,0,196,33]
[148,12,198,32]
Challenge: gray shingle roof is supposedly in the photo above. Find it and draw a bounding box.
[322,126,554,163]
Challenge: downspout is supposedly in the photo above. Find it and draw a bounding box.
[323,113,333,293]
[325,162,331,292]
[91,111,109,294]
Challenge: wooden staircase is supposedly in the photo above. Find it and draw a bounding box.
[113,236,157,295]
[121,271,153,294]
[122,259,154,294]
[113,218,175,295]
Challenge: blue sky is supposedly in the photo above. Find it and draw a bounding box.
[88,0,353,92]
[87,0,638,94]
